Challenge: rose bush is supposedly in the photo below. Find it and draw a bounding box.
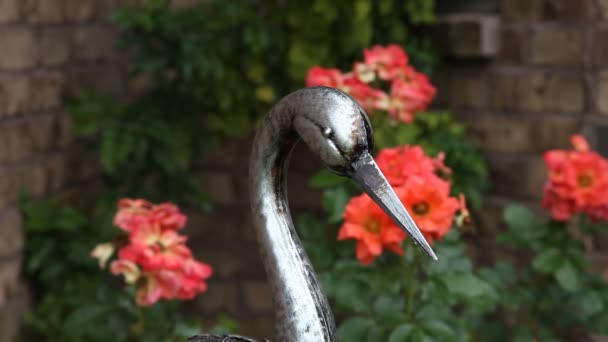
[306,44,435,124]
[300,45,608,341]
[92,199,212,307]
[300,45,495,341]
[21,0,608,338]
[480,135,608,341]
[20,1,442,341]
[19,195,233,342]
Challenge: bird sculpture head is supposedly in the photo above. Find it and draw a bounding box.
[292,87,437,260]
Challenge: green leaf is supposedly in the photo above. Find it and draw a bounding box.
[338,317,374,342]
[512,327,536,342]
[373,296,404,317]
[310,170,347,188]
[100,129,119,172]
[26,241,55,274]
[334,281,370,313]
[209,314,239,335]
[581,291,604,317]
[478,262,516,286]
[405,0,435,24]
[422,320,455,338]
[374,296,407,326]
[56,206,87,231]
[503,205,535,229]
[366,326,387,342]
[173,319,203,338]
[411,331,434,342]
[413,305,440,321]
[444,273,493,298]
[322,187,351,223]
[63,304,110,331]
[353,0,371,19]
[532,248,562,273]
[388,324,415,342]
[377,0,393,15]
[20,196,85,233]
[555,261,579,292]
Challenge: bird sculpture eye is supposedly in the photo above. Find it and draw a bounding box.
[323,127,334,139]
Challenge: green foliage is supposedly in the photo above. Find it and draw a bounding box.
[300,108,493,340]
[67,0,439,207]
[99,0,439,144]
[23,0,442,340]
[372,111,489,209]
[306,145,608,341]
[68,92,210,208]
[277,0,438,78]
[477,206,608,340]
[301,214,500,341]
[20,195,228,342]
[111,0,283,138]
[20,194,98,289]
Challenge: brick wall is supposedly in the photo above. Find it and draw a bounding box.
[434,0,608,265]
[0,1,127,340]
[0,0,305,339]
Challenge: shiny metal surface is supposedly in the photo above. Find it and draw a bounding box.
[248,87,436,342]
[350,152,437,260]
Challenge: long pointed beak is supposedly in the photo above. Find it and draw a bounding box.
[349,152,438,260]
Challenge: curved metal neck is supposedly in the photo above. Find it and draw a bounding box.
[249,94,336,342]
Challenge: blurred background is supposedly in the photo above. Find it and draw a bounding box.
[1,0,608,341]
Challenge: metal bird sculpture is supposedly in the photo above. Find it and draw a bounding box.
[191,87,436,342]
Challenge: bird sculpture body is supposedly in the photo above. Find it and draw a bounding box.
[191,87,436,342]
